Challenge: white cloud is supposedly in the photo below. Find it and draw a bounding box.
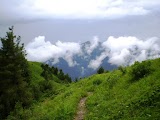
[26,36,81,67]
[88,52,107,70]
[85,36,99,55]
[102,36,160,66]
[1,0,160,23]
[88,36,160,69]
[29,0,157,19]
[24,0,149,18]
[107,48,132,66]
[26,35,160,69]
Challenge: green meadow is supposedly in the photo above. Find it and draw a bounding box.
[7,58,160,120]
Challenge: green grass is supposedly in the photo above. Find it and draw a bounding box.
[7,59,160,120]
[28,62,44,84]
[85,59,160,120]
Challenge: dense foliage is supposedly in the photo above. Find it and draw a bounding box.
[41,63,72,83]
[97,66,105,74]
[118,66,126,75]
[129,61,152,81]
[0,27,32,119]
[0,28,72,119]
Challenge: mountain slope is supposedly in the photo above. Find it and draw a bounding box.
[46,41,117,80]
[46,39,160,80]
[7,58,160,120]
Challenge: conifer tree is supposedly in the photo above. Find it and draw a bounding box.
[54,67,58,75]
[65,74,72,83]
[0,27,32,119]
[97,66,105,74]
[58,69,65,80]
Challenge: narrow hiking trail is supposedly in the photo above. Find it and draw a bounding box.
[74,92,92,120]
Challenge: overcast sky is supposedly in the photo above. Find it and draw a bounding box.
[0,0,160,44]
[0,0,160,67]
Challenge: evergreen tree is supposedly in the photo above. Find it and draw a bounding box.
[97,66,105,74]
[41,64,52,80]
[54,67,58,75]
[51,66,55,73]
[75,78,78,82]
[65,74,72,83]
[0,27,32,119]
[58,69,65,80]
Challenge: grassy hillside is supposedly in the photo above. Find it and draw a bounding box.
[28,62,68,99]
[7,59,160,120]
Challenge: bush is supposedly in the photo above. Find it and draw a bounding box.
[97,67,105,74]
[39,80,53,92]
[93,79,102,86]
[130,61,152,81]
[118,66,126,75]
[107,74,119,89]
[31,85,42,100]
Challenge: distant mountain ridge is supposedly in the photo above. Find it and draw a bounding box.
[46,41,117,80]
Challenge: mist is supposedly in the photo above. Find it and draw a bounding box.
[26,35,160,69]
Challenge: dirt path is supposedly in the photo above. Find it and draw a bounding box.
[74,92,92,120]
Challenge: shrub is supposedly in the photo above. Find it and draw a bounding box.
[39,80,53,92]
[31,85,42,100]
[106,74,119,89]
[118,66,126,75]
[130,61,152,81]
[97,67,105,74]
[93,79,102,86]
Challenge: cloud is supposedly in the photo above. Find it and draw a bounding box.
[25,0,160,19]
[26,35,160,70]
[1,0,160,24]
[26,36,81,67]
[102,36,160,66]
[88,52,108,70]
[88,36,160,69]
[85,36,99,55]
